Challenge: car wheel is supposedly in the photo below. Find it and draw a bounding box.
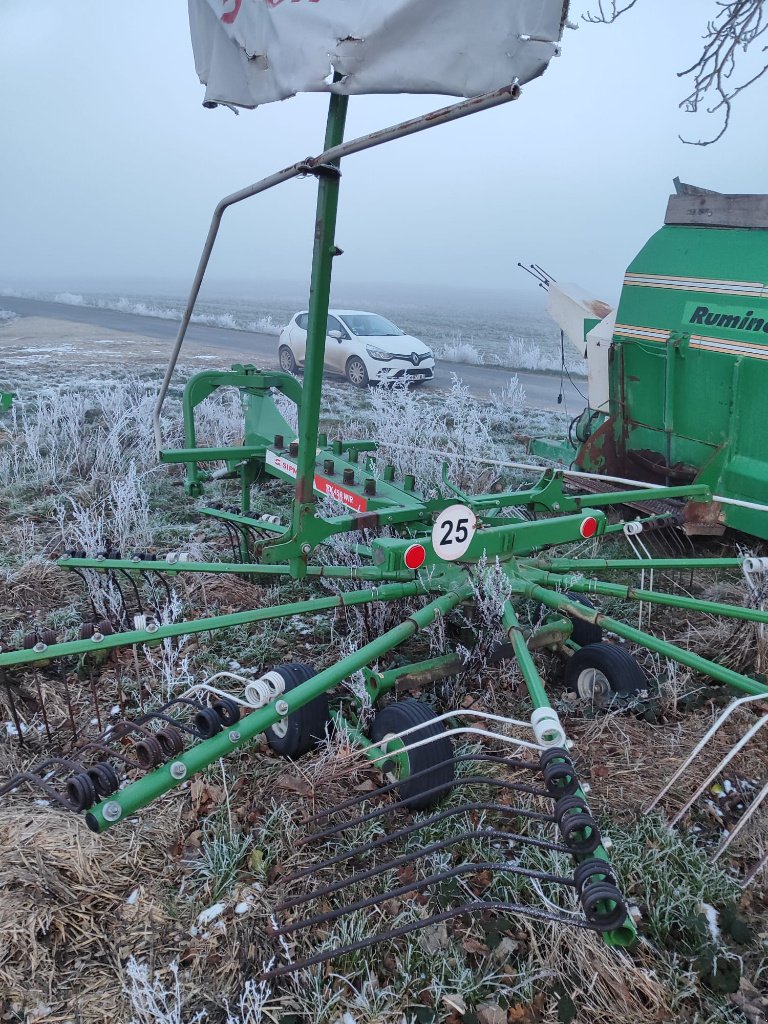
[345,356,370,388]
[278,345,297,374]
[370,698,454,810]
[564,643,646,704]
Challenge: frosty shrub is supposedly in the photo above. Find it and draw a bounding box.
[347,377,499,497]
[124,958,206,1024]
[505,335,587,376]
[194,388,243,450]
[487,374,526,426]
[54,462,153,555]
[437,339,485,365]
[0,379,183,488]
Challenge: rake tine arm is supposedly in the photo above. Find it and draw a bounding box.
[0,580,428,669]
[84,582,470,832]
[261,899,596,980]
[287,802,574,881]
[526,556,747,573]
[271,860,575,936]
[277,829,574,911]
[522,565,768,625]
[510,578,768,698]
[301,752,541,825]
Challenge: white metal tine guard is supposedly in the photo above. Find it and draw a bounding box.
[645,693,767,814]
[151,82,522,453]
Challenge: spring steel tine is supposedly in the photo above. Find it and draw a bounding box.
[1,669,26,747]
[262,898,592,980]
[133,710,200,738]
[272,860,575,937]
[712,779,768,861]
[69,568,100,619]
[115,567,144,617]
[89,668,103,733]
[301,795,557,849]
[288,805,572,882]
[70,739,145,770]
[277,829,574,911]
[743,849,768,888]
[671,714,768,826]
[61,672,79,744]
[301,777,557,842]
[106,571,130,628]
[302,753,543,825]
[34,675,53,744]
[0,755,85,795]
[149,570,174,610]
[219,521,242,564]
[645,693,767,812]
[0,771,78,808]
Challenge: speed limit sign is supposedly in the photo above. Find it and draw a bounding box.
[431,504,477,561]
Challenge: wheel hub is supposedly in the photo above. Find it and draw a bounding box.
[576,667,612,703]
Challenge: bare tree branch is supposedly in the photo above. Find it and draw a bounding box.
[582,0,768,144]
[582,1,640,25]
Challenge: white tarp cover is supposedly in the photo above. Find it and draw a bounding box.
[189,0,569,108]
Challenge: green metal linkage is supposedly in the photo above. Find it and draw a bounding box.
[529,556,748,573]
[0,580,427,669]
[500,598,553,711]
[363,653,464,702]
[510,578,768,698]
[57,556,416,583]
[85,580,472,833]
[522,566,768,625]
[499,593,637,949]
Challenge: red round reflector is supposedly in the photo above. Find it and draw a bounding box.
[404,543,427,570]
[580,516,598,539]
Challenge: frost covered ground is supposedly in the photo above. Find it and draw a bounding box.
[0,317,765,1024]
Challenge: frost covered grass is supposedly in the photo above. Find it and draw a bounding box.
[0,341,764,1024]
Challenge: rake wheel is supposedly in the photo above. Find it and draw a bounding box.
[564,642,646,703]
[265,663,329,758]
[370,698,454,811]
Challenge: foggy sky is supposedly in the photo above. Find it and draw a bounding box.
[1,1,765,310]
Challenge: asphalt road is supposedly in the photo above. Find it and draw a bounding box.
[0,295,586,413]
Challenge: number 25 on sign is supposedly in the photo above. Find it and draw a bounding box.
[431,504,477,561]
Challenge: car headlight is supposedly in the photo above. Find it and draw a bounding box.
[366,345,395,360]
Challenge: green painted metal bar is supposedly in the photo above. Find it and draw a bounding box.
[288,90,348,572]
[510,579,768,698]
[328,707,390,762]
[563,484,711,508]
[500,588,637,948]
[365,653,464,700]
[528,557,746,573]
[57,556,413,583]
[522,566,768,625]
[500,599,552,711]
[201,508,287,536]
[0,580,427,669]
[85,581,472,833]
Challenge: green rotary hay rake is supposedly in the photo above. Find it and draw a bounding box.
[3,2,768,976]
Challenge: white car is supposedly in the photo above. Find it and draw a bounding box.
[278,309,435,387]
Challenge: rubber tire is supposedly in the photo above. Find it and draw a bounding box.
[278,345,297,374]
[265,662,329,758]
[370,698,454,811]
[345,356,370,388]
[564,642,646,702]
[540,591,602,647]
